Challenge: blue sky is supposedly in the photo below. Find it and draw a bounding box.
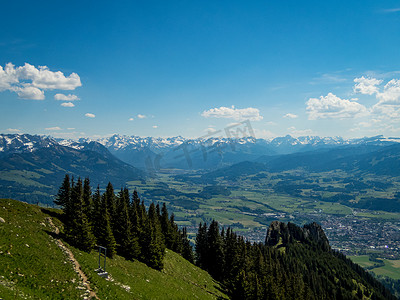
[1,0,400,139]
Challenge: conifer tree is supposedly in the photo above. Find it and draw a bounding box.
[104,182,116,228]
[195,222,208,269]
[207,220,225,280]
[115,188,140,259]
[181,227,194,263]
[129,193,141,241]
[66,178,95,252]
[97,192,116,258]
[54,174,71,208]
[82,177,92,220]
[160,203,174,249]
[92,185,102,241]
[142,203,165,270]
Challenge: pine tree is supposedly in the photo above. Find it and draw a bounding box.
[160,203,174,249]
[142,203,165,270]
[181,227,194,263]
[97,192,117,258]
[195,222,208,269]
[54,174,71,208]
[92,185,102,241]
[66,178,95,252]
[104,182,116,229]
[115,188,140,259]
[207,220,225,281]
[82,177,92,221]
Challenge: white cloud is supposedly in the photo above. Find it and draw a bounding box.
[283,113,298,119]
[0,62,81,100]
[13,86,45,100]
[61,102,75,107]
[137,114,146,119]
[5,128,20,132]
[45,126,62,131]
[376,79,400,105]
[368,79,400,121]
[129,117,134,121]
[353,76,382,95]
[205,127,217,133]
[306,93,368,120]
[85,113,95,118]
[152,125,158,129]
[288,126,314,136]
[201,106,263,121]
[54,93,80,101]
[67,128,75,130]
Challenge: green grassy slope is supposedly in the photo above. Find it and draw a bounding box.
[0,199,227,299]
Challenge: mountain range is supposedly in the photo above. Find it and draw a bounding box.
[60,133,400,170]
[1,133,400,204]
[0,134,144,204]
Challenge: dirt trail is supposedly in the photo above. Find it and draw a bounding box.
[46,217,99,300]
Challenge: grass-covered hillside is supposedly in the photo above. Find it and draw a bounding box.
[0,198,227,299]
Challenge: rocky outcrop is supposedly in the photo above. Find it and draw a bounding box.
[265,221,330,251]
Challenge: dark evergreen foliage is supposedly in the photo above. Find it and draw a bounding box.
[54,175,193,270]
[195,220,396,300]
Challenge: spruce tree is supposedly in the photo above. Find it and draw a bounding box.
[104,182,116,229]
[195,222,208,269]
[82,177,92,221]
[97,192,117,258]
[92,185,102,241]
[207,220,225,280]
[115,188,140,259]
[160,203,174,249]
[142,203,165,270]
[66,178,95,252]
[54,174,71,208]
[181,227,194,263]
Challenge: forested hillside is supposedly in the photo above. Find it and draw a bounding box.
[54,174,395,299]
[194,220,396,299]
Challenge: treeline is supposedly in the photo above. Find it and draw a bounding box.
[54,174,193,270]
[195,221,396,300]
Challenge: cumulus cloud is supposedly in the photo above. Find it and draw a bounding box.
[14,86,45,100]
[361,79,400,121]
[129,117,134,121]
[283,113,298,119]
[61,102,75,107]
[85,113,95,118]
[152,125,158,129]
[54,93,80,101]
[137,114,146,119]
[201,106,263,121]
[376,79,400,105]
[0,62,81,100]
[306,93,368,120]
[353,76,382,95]
[45,126,62,131]
[5,128,20,132]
